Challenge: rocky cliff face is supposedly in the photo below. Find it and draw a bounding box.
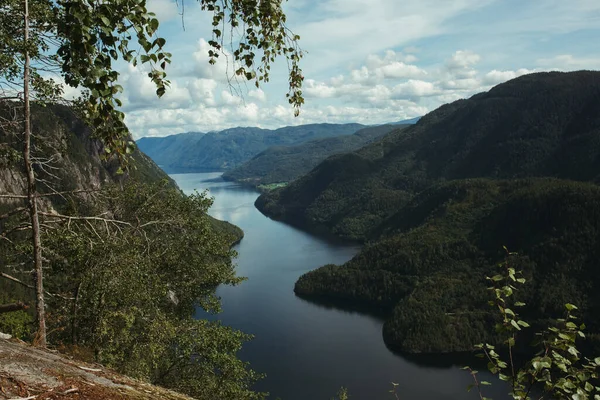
[0,102,172,206]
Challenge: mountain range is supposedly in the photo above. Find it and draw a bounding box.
[256,71,600,353]
[136,119,421,174]
[221,124,409,187]
[136,123,366,172]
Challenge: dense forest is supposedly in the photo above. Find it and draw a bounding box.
[257,71,600,353]
[222,124,407,187]
[136,123,366,172]
[0,103,254,399]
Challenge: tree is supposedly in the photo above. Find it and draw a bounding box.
[465,251,600,400]
[40,182,264,399]
[0,0,304,347]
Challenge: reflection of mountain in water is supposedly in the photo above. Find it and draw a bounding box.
[294,292,388,320]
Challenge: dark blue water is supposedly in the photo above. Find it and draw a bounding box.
[171,172,510,400]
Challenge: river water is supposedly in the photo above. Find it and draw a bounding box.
[170,172,508,400]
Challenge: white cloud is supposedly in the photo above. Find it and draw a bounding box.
[446,50,481,70]
[439,78,481,91]
[188,78,218,106]
[248,89,267,102]
[304,80,339,98]
[220,90,243,106]
[116,0,600,139]
[536,55,600,71]
[125,48,600,139]
[147,0,180,22]
[288,0,496,73]
[120,65,192,111]
[392,80,440,98]
[380,62,427,79]
[192,39,232,82]
[445,50,481,80]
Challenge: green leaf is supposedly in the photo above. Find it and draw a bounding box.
[510,319,521,330]
[565,303,578,311]
[517,320,530,328]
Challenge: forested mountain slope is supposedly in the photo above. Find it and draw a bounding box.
[0,103,241,243]
[1,102,251,399]
[257,71,600,353]
[136,123,365,171]
[222,124,406,187]
[257,71,600,240]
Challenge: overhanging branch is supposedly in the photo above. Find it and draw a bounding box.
[0,302,29,314]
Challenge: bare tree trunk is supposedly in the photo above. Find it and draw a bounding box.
[23,0,47,348]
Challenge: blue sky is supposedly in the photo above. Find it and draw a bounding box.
[115,0,600,138]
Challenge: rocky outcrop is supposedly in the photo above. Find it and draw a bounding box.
[0,337,193,399]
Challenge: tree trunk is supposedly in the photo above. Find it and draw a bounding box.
[0,302,29,314]
[23,0,46,348]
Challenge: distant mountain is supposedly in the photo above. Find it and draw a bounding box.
[136,123,366,172]
[222,124,408,187]
[256,71,600,353]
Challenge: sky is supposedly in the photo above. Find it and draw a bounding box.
[117,0,600,139]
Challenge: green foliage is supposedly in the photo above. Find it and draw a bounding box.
[30,182,262,399]
[1,0,304,159]
[200,0,304,113]
[466,255,600,400]
[293,178,600,353]
[330,387,349,400]
[0,294,33,340]
[0,310,32,339]
[1,103,257,398]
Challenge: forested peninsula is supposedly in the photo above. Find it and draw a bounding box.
[256,71,600,354]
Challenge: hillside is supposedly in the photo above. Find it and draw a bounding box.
[222,124,405,187]
[0,103,174,198]
[1,102,250,399]
[0,103,242,245]
[256,71,600,353]
[257,71,600,240]
[295,178,600,353]
[136,123,365,171]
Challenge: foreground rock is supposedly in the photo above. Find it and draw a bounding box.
[0,337,192,400]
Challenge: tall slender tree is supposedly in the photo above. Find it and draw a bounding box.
[21,0,47,346]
